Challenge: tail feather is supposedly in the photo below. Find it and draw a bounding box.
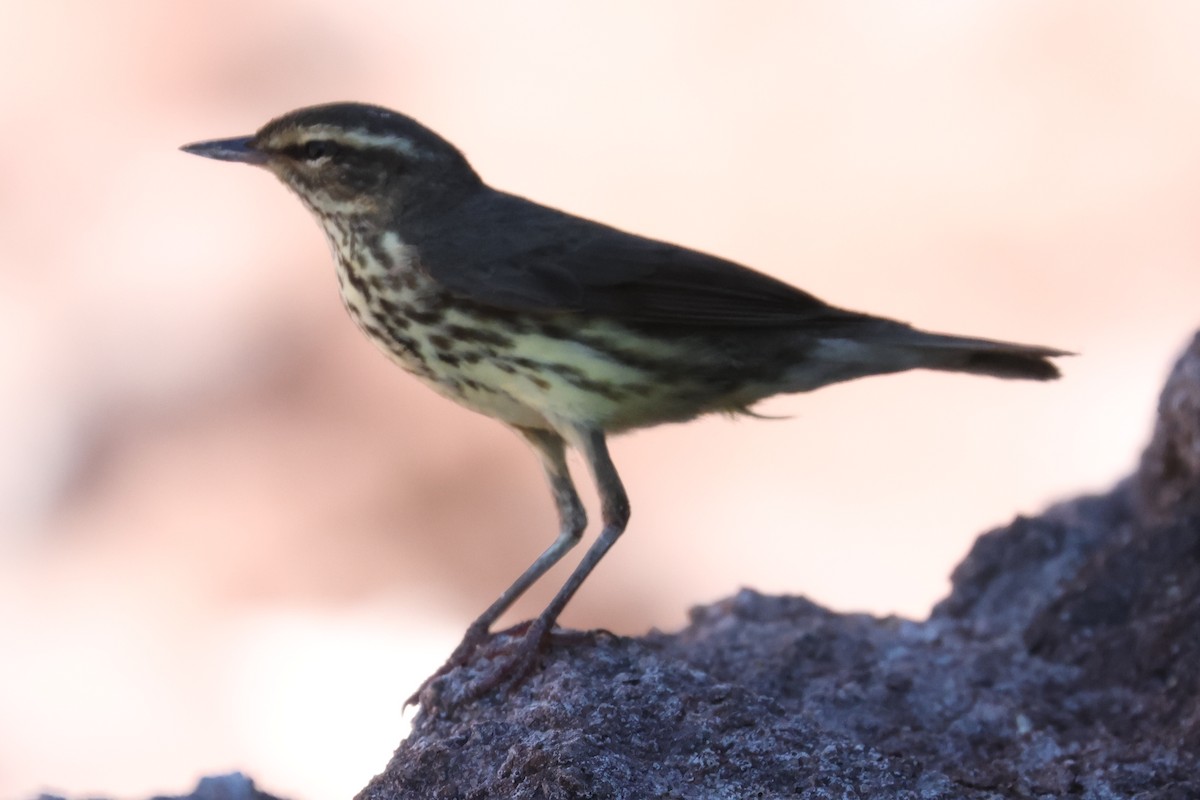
[944,348,1063,380]
[911,331,1071,381]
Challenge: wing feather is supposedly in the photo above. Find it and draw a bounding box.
[410,190,858,328]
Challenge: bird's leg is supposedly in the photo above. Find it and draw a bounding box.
[530,427,630,637]
[407,426,585,706]
[467,426,630,697]
[452,426,588,656]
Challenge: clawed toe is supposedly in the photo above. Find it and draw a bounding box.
[407,619,554,712]
[404,621,490,707]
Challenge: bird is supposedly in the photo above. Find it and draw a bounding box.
[181,102,1067,705]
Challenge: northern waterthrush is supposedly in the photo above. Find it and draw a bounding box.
[182,102,1067,704]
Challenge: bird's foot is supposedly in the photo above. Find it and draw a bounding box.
[404,619,502,708]
[406,618,554,713]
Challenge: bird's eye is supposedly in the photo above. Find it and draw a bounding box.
[301,140,337,161]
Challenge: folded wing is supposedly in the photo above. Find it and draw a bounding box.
[412,189,861,328]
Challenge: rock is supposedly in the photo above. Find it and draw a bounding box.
[34,774,285,800]
[360,332,1200,799]
[1137,332,1200,522]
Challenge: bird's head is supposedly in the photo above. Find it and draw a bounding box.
[182,102,483,220]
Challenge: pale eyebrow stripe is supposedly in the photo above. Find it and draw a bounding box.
[267,126,426,158]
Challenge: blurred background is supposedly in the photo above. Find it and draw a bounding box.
[4,1,1200,798]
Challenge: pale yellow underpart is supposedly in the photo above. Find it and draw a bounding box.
[328,227,732,433]
[322,224,889,436]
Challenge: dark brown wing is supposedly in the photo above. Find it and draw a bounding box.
[409,189,861,328]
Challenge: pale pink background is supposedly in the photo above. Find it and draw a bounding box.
[4,2,1200,798]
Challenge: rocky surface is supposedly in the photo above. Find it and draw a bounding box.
[357,333,1200,799]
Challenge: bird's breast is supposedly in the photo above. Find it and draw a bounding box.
[317,218,774,434]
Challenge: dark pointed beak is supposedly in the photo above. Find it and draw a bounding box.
[180,136,268,165]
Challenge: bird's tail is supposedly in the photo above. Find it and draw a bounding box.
[905,330,1070,381]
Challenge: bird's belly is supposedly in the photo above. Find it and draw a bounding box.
[387,314,670,432]
[348,299,719,433]
[329,240,761,432]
